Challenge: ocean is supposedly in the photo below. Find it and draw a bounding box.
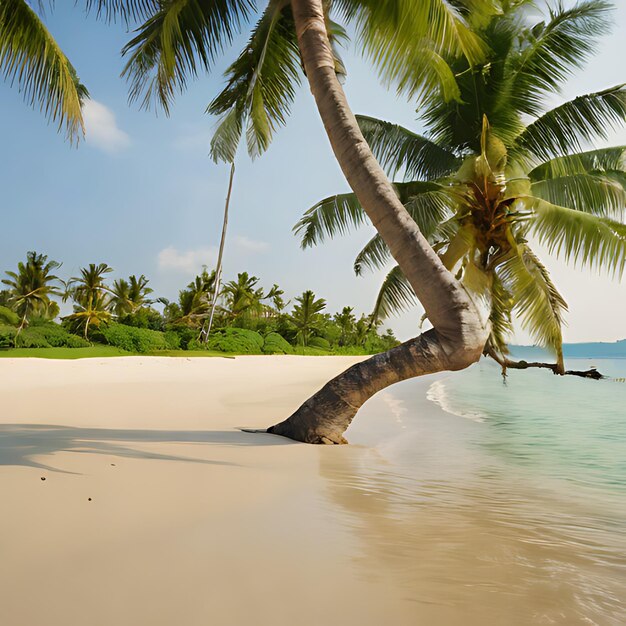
[341,358,626,624]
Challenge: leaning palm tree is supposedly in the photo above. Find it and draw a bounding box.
[103,0,518,443]
[296,0,626,377]
[0,0,89,140]
[63,263,113,339]
[2,251,61,339]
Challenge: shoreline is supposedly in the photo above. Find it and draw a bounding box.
[2,357,624,625]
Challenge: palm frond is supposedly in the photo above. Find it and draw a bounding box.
[336,0,489,102]
[121,0,254,113]
[370,264,417,322]
[497,245,567,368]
[0,0,86,141]
[486,272,513,358]
[83,0,159,23]
[506,0,612,117]
[529,146,626,179]
[511,85,626,163]
[531,173,626,218]
[353,234,390,276]
[294,192,368,249]
[356,114,460,180]
[531,198,626,277]
[208,2,302,162]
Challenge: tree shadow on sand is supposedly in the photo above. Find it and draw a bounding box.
[0,424,290,474]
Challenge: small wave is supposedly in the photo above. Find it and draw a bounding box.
[379,391,408,428]
[426,379,487,423]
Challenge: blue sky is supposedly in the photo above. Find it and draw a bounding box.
[1,1,625,343]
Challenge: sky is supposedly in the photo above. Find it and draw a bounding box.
[1,1,625,344]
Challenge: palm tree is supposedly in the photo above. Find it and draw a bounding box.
[296,0,626,377]
[334,306,356,346]
[108,0,510,442]
[0,1,89,140]
[222,272,266,320]
[109,274,153,317]
[289,290,326,346]
[2,251,61,339]
[63,263,113,339]
[167,268,216,328]
[109,278,132,317]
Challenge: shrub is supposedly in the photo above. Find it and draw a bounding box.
[101,323,174,353]
[262,332,293,354]
[119,308,164,331]
[0,306,19,326]
[308,336,331,351]
[207,327,264,354]
[15,322,89,349]
[0,324,16,348]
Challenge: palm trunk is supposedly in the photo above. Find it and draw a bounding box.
[265,0,489,443]
[202,162,235,343]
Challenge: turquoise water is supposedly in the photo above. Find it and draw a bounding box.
[428,358,626,494]
[341,359,626,624]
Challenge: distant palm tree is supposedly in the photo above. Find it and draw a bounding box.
[2,251,61,339]
[297,0,626,374]
[63,263,113,339]
[222,272,265,320]
[0,1,89,140]
[334,306,356,346]
[289,290,326,346]
[165,268,216,328]
[109,274,154,317]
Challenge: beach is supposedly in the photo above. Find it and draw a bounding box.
[1,356,624,626]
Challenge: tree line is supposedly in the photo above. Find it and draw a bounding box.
[0,251,398,355]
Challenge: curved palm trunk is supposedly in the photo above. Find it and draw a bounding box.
[265,0,489,443]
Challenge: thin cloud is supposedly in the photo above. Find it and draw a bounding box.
[157,246,217,274]
[233,235,269,253]
[83,99,131,153]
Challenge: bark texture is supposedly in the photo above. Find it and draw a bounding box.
[267,0,489,443]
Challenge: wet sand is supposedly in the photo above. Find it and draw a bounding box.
[0,357,624,625]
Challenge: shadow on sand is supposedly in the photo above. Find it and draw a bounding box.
[0,424,291,473]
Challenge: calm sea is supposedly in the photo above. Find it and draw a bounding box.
[342,358,626,625]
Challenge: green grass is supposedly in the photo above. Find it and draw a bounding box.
[0,346,370,359]
[0,346,133,359]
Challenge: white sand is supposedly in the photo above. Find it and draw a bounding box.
[1,355,422,626]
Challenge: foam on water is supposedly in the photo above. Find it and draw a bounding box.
[426,378,487,422]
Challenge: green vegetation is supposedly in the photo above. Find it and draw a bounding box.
[0,252,399,358]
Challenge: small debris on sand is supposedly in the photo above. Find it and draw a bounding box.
[40,477,46,481]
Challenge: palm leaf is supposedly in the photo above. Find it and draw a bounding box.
[531,173,626,218]
[294,191,368,249]
[356,114,460,180]
[335,0,490,103]
[208,2,302,162]
[486,272,513,358]
[83,0,159,22]
[529,146,626,179]
[121,0,254,113]
[511,85,626,163]
[497,245,567,368]
[294,181,450,249]
[0,0,87,141]
[370,264,417,322]
[531,198,626,277]
[506,0,612,117]
[353,234,391,276]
